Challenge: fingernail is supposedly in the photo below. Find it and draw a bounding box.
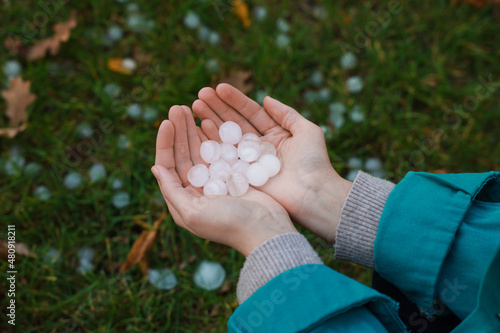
[151,166,160,179]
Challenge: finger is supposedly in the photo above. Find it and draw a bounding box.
[216,83,279,135]
[182,106,206,166]
[192,99,223,127]
[197,126,208,141]
[168,105,193,186]
[198,87,260,135]
[153,165,195,233]
[201,119,222,142]
[155,120,176,169]
[263,96,311,135]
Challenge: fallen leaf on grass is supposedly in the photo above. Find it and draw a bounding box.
[217,70,253,94]
[0,76,37,138]
[118,212,166,274]
[233,0,251,29]
[4,11,78,60]
[0,241,37,261]
[107,58,133,75]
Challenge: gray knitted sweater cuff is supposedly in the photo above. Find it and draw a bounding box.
[334,171,395,268]
[236,232,323,304]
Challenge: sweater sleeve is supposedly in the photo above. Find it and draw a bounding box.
[334,171,395,268]
[236,232,323,304]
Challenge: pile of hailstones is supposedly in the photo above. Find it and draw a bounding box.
[187,121,281,196]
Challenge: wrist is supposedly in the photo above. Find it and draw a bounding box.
[295,168,352,243]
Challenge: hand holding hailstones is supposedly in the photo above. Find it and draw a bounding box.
[187,121,281,197]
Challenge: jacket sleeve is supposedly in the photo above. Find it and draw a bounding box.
[374,171,500,319]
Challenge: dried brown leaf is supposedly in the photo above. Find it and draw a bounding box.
[27,10,77,60]
[0,241,37,260]
[233,0,251,29]
[118,212,166,274]
[217,70,253,94]
[4,36,24,55]
[0,77,36,138]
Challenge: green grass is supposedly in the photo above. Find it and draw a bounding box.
[1,0,499,331]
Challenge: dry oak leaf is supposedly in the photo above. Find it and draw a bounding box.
[27,10,77,60]
[118,212,166,274]
[233,0,251,29]
[0,76,36,138]
[217,70,254,94]
[0,241,37,261]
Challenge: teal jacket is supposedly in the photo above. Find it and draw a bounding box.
[228,172,500,332]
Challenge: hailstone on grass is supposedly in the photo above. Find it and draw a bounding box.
[89,164,106,182]
[309,70,324,87]
[34,186,51,201]
[184,12,200,29]
[127,103,142,119]
[104,83,121,97]
[112,191,130,208]
[188,121,281,196]
[64,172,83,190]
[253,6,268,21]
[276,34,290,48]
[24,162,42,179]
[341,52,357,70]
[3,60,22,79]
[276,18,290,33]
[205,58,220,73]
[194,261,226,291]
[76,122,94,138]
[350,104,365,123]
[106,25,123,42]
[346,76,363,94]
[148,268,177,290]
[142,106,158,122]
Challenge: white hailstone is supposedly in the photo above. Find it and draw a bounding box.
[303,90,318,104]
[24,162,42,179]
[126,2,139,12]
[238,139,262,162]
[127,103,142,119]
[203,178,227,196]
[246,163,269,186]
[350,104,365,123]
[122,58,137,72]
[329,102,346,116]
[365,157,383,171]
[200,140,221,163]
[126,13,152,32]
[117,135,131,149]
[142,106,158,122]
[205,58,220,73]
[64,171,83,190]
[209,159,231,182]
[258,154,281,177]
[77,247,94,262]
[260,142,276,156]
[219,121,242,145]
[3,60,22,79]
[347,157,363,170]
[34,186,51,201]
[76,122,94,138]
[241,133,261,143]
[231,160,250,176]
[194,261,226,291]
[104,83,121,97]
[329,112,345,129]
[309,70,324,86]
[197,25,211,42]
[226,173,249,197]
[111,178,123,190]
[43,248,60,264]
[148,268,177,290]
[112,191,130,208]
[219,143,238,163]
[276,18,290,33]
[276,33,290,48]
[106,25,123,42]
[89,164,106,182]
[4,157,25,175]
[184,12,201,29]
[254,89,268,105]
[346,76,363,94]
[346,169,359,182]
[77,260,94,274]
[340,52,357,70]
[253,6,268,21]
[208,31,221,45]
[188,164,210,187]
[312,5,327,19]
[317,88,332,102]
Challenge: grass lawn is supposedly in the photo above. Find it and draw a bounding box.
[1,0,499,331]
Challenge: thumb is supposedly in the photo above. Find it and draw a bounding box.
[263,96,310,134]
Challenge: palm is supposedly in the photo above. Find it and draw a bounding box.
[192,84,343,233]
